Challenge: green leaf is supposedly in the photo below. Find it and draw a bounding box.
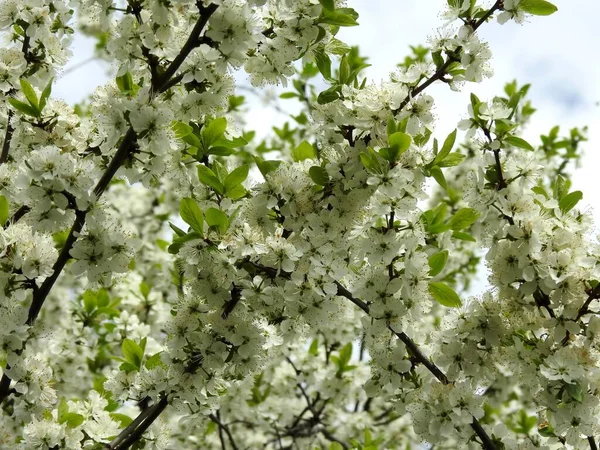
[201,117,227,149]
[52,395,86,426]
[82,290,97,314]
[309,166,329,186]
[145,352,164,369]
[428,250,449,277]
[319,7,359,27]
[428,282,462,308]
[292,141,316,162]
[172,121,193,138]
[318,0,335,11]
[317,85,341,104]
[20,79,38,110]
[308,339,319,356]
[553,175,569,200]
[339,343,352,366]
[313,47,332,80]
[279,92,297,99]
[452,231,476,242]
[338,54,349,84]
[435,129,457,164]
[565,382,584,403]
[449,208,480,230]
[0,196,9,224]
[63,412,84,428]
[168,231,203,254]
[58,397,69,424]
[520,0,558,15]
[206,145,234,156]
[430,166,447,189]
[226,184,246,200]
[438,152,466,167]
[197,165,224,194]
[39,77,53,112]
[180,198,204,235]
[205,208,228,234]
[559,191,583,214]
[359,148,383,174]
[121,338,144,370]
[110,413,134,427]
[254,157,281,178]
[224,165,249,193]
[116,72,134,93]
[505,135,535,151]
[8,97,39,117]
[386,131,411,161]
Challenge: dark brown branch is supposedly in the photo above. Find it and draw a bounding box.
[333,281,496,449]
[3,205,30,228]
[588,436,598,450]
[106,396,168,450]
[209,412,240,450]
[156,3,218,94]
[0,110,14,165]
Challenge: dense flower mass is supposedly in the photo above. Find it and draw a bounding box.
[1,0,597,449]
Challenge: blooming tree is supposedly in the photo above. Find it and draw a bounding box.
[0,0,596,448]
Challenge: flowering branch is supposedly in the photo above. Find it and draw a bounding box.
[105,395,168,450]
[0,3,219,407]
[393,0,504,114]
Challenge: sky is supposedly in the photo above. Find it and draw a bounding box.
[54,0,600,219]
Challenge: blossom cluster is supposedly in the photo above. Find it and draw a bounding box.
[1,0,593,449]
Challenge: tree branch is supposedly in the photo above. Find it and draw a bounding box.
[333,281,496,450]
[106,395,168,450]
[0,110,14,165]
[156,3,219,94]
[209,412,240,450]
[0,3,219,409]
[393,0,504,114]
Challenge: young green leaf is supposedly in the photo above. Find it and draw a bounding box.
[430,166,447,189]
[449,208,480,230]
[505,135,535,151]
[205,208,229,234]
[179,198,204,235]
[318,0,335,11]
[224,165,249,193]
[309,166,329,186]
[20,79,38,110]
[520,0,558,16]
[428,282,462,307]
[197,165,224,194]
[437,152,465,168]
[385,131,411,162]
[319,7,359,27]
[292,141,316,162]
[428,250,449,277]
[121,338,144,370]
[559,191,583,214]
[434,129,457,163]
[8,98,39,117]
[0,196,9,224]
[201,117,227,149]
[254,156,282,178]
[38,77,53,112]
[313,47,332,80]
